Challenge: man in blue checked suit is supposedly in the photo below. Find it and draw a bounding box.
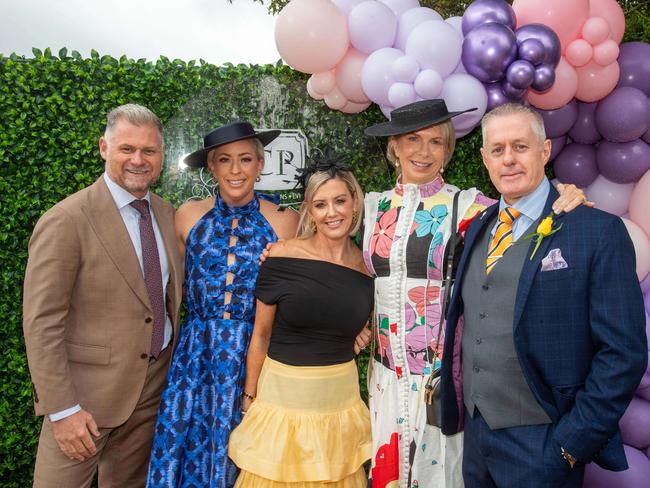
[440,103,647,488]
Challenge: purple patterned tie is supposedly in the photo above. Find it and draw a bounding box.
[130,199,165,358]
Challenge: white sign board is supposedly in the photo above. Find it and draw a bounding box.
[255,129,308,191]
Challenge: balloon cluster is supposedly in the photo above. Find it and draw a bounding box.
[460,0,560,111]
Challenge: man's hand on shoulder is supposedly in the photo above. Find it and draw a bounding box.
[51,409,100,461]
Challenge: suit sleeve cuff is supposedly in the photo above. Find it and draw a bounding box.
[49,404,81,422]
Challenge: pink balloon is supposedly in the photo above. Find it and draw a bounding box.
[527,57,578,110]
[349,1,398,55]
[620,397,650,450]
[585,175,634,216]
[335,48,370,103]
[566,39,593,68]
[311,70,336,95]
[361,47,403,106]
[582,16,610,45]
[339,100,371,114]
[593,40,620,67]
[629,170,650,238]
[275,0,349,74]
[324,86,348,110]
[622,218,650,281]
[306,77,325,100]
[589,0,626,44]
[575,60,620,103]
[584,445,650,488]
[512,0,590,52]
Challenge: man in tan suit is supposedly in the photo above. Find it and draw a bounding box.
[23,104,183,487]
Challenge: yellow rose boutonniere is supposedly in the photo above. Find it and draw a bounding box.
[524,213,563,260]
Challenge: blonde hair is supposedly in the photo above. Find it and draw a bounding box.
[297,170,364,239]
[208,137,265,164]
[386,119,456,171]
[481,103,546,145]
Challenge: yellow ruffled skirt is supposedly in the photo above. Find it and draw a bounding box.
[228,357,371,487]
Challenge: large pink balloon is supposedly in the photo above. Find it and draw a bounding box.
[575,60,620,103]
[339,100,372,114]
[622,218,650,281]
[619,397,650,450]
[584,445,650,488]
[527,57,578,110]
[512,0,590,52]
[589,0,626,44]
[324,86,348,110]
[585,175,634,216]
[335,48,370,103]
[629,170,650,238]
[275,0,349,74]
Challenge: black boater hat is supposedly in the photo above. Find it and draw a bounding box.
[183,121,281,168]
[364,99,477,137]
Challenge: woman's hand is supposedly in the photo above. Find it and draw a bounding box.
[242,396,253,414]
[259,242,277,264]
[354,325,372,355]
[553,183,594,214]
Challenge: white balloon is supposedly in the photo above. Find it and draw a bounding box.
[388,82,417,107]
[445,16,464,36]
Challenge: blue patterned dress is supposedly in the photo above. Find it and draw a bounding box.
[147,192,278,488]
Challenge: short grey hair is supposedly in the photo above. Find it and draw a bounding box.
[104,103,163,138]
[481,103,546,146]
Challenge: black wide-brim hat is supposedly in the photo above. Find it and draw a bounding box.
[184,121,281,168]
[365,99,477,137]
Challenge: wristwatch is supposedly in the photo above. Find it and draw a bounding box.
[561,446,577,468]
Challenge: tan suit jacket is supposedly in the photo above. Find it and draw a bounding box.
[23,176,183,427]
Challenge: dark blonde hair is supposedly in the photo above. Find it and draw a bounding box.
[386,119,456,171]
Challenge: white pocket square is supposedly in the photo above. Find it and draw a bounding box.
[540,248,568,272]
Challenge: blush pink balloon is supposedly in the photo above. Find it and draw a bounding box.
[566,39,593,68]
[306,77,325,100]
[339,100,372,114]
[275,0,349,74]
[527,57,578,110]
[622,218,650,281]
[311,70,337,95]
[585,174,634,216]
[629,170,650,238]
[593,40,620,67]
[512,0,590,52]
[581,16,610,45]
[589,0,626,44]
[575,60,620,102]
[335,48,370,103]
[324,87,348,110]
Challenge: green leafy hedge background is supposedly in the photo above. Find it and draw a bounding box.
[1,3,647,484]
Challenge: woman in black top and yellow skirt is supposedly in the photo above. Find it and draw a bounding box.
[228,157,373,487]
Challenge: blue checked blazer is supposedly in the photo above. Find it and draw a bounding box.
[441,186,647,471]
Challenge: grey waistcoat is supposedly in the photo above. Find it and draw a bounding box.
[461,215,550,430]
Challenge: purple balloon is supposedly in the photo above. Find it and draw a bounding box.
[617,42,650,97]
[506,59,535,89]
[554,143,599,188]
[596,87,650,143]
[620,397,650,450]
[518,38,545,66]
[549,135,567,160]
[461,0,517,36]
[515,23,561,68]
[597,139,650,184]
[532,64,555,92]
[584,445,650,488]
[462,23,517,83]
[646,290,650,316]
[641,273,650,295]
[485,82,509,111]
[538,99,578,138]
[501,80,527,100]
[643,127,650,144]
[569,102,602,145]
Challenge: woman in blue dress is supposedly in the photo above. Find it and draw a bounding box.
[147,122,299,487]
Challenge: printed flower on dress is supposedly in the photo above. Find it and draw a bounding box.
[371,207,398,259]
[408,286,441,318]
[371,432,400,488]
[414,204,448,238]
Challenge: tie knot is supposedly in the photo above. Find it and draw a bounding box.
[498,207,520,225]
[130,199,150,216]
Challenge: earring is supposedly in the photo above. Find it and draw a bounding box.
[256,175,261,182]
[352,210,359,227]
[394,161,400,168]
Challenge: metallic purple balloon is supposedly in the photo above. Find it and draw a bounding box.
[568,102,601,145]
[518,38,545,66]
[531,64,555,92]
[501,80,527,100]
[643,127,650,144]
[596,87,650,143]
[462,23,517,83]
[597,139,650,184]
[617,42,650,97]
[554,143,599,188]
[516,24,561,68]
[537,99,578,138]
[461,0,517,36]
[506,59,535,89]
[485,82,509,110]
[549,135,567,160]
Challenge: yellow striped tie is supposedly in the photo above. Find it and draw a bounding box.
[486,207,521,274]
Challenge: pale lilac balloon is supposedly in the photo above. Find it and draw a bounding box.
[596,87,650,143]
[413,69,444,99]
[485,82,510,111]
[640,273,650,294]
[629,169,650,238]
[538,99,578,138]
[332,0,363,15]
[406,20,463,77]
[622,218,650,281]
[462,22,517,83]
[554,143,599,188]
[531,64,555,92]
[584,445,650,487]
[549,135,567,160]
[361,48,403,106]
[380,105,395,119]
[441,74,488,133]
[617,42,650,97]
[568,101,601,145]
[395,7,443,51]
[501,80,527,100]
[391,55,420,83]
[518,38,545,66]
[461,0,517,36]
[597,139,650,184]
[378,0,420,18]
[506,60,536,89]
[515,24,561,68]
[585,175,635,216]
[349,1,398,55]
[620,397,650,450]
[455,126,474,138]
[388,82,416,108]
[445,16,464,36]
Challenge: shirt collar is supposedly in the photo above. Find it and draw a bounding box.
[499,177,549,222]
[103,172,151,210]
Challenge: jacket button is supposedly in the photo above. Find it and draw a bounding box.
[140,353,148,359]
[482,284,489,290]
[145,317,153,323]
[473,366,480,373]
[476,338,482,344]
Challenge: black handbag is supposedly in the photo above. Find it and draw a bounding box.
[425,191,461,427]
